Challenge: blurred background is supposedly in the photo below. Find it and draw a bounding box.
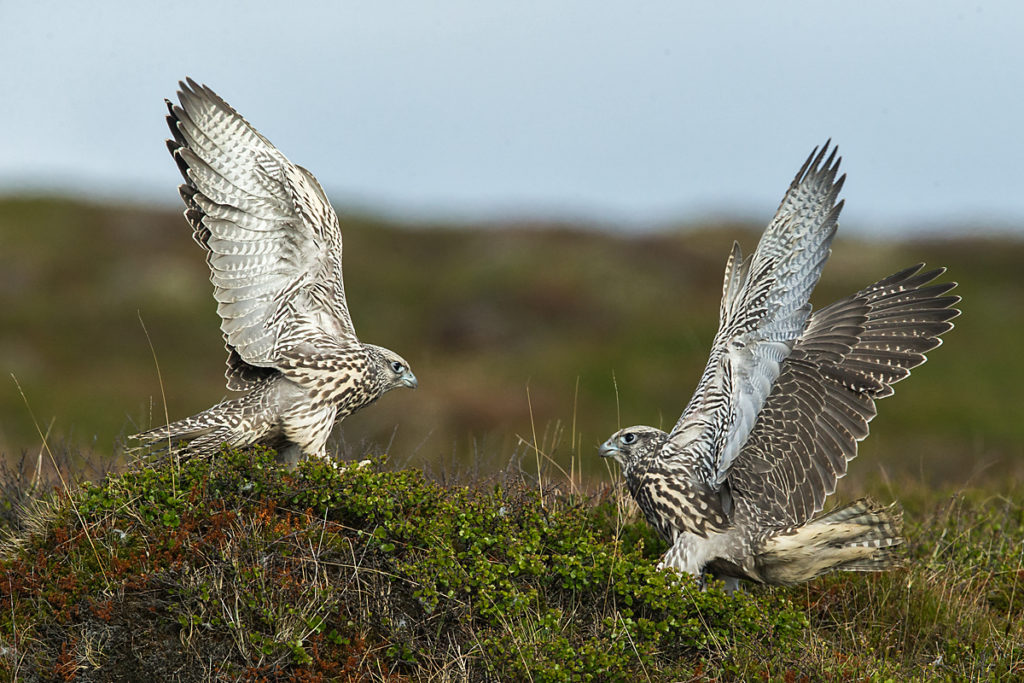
[1,2,1021,490]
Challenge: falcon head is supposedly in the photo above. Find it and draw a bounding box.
[365,344,418,391]
[599,426,668,469]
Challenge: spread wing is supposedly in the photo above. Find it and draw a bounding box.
[166,78,355,390]
[662,142,845,486]
[727,264,960,530]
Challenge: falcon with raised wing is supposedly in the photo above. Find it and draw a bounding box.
[600,142,959,587]
[133,79,417,465]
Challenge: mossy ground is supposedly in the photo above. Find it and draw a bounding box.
[1,448,1022,681]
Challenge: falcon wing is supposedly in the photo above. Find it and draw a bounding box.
[166,78,355,390]
[663,143,845,486]
[726,265,959,529]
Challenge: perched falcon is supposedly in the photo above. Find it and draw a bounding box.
[133,79,417,465]
[600,142,959,588]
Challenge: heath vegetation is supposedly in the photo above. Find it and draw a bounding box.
[0,198,1022,679]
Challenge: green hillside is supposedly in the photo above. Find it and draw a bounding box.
[1,196,1019,488]
[1,448,1021,680]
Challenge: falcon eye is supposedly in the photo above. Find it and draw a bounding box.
[621,433,637,445]
[391,361,405,373]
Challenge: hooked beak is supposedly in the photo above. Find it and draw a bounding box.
[598,439,620,459]
[401,371,418,389]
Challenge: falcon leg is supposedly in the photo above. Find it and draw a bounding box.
[277,443,303,468]
[718,576,743,594]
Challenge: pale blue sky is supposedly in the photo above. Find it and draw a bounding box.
[1,1,1022,235]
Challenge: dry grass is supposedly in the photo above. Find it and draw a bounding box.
[2,197,1021,489]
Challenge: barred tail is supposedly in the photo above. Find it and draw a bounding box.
[755,498,903,585]
[131,396,269,457]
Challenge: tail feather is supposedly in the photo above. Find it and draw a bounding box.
[130,396,269,457]
[133,413,222,443]
[756,498,903,584]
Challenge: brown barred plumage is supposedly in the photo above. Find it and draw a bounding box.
[600,143,959,588]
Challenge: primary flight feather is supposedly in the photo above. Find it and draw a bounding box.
[133,79,417,464]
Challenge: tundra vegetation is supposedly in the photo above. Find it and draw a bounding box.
[0,198,1022,680]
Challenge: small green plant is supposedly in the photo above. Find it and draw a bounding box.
[1,447,1021,680]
